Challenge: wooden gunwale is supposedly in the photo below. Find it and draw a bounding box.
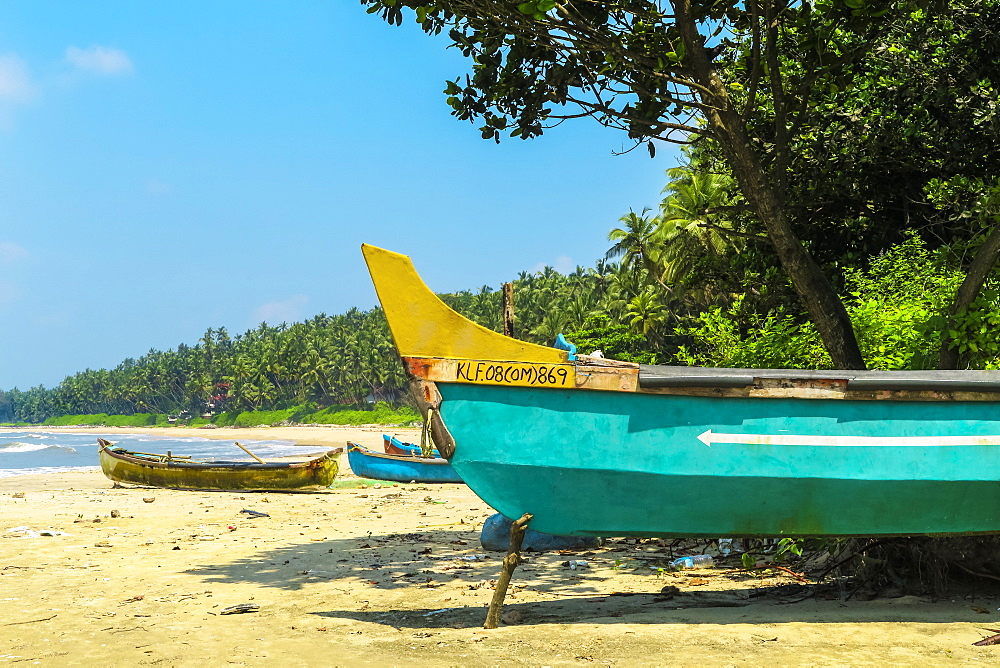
[402,355,1000,402]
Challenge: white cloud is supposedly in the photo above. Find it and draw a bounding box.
[0,242,28,264]
[253,295,309,324]
[65,45,133,76]
[530,255,574,275]
[0,54,36,102]
[553,255,574,274]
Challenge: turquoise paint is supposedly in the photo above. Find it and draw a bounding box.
[438,384,1000,536]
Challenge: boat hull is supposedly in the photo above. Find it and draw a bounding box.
[439,383,1000,537]
[98,445,341,492]
[348,443,463,483]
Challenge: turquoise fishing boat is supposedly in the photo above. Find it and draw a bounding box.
[362,244,1000,538]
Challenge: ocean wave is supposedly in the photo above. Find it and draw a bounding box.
[0,465,99,478]
[0,442,78,454]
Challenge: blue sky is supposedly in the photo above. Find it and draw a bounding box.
[0,2,679,389]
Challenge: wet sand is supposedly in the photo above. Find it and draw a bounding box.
[2,425,999,665]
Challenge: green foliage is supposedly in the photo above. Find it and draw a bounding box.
[31,404,421,428]
[566,316,660,365]
[204,402,419,428]
[949,290,1000,368]
[104,413,157,427]
[229,408,301,428]
[674,233,1000,371]
[6,309,412,422]
[301,402,421,426]
[41,413,158,427]
[844,234,960,370]
[712,1,1000,269]
[212,411,238,427]
[674,297,831,369]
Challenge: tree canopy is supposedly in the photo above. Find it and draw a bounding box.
[360,0,1000,371]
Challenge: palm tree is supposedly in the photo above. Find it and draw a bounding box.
[655,168,743,287]
[605,209,664,277]
[626,287,666,332]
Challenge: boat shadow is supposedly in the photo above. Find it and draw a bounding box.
[183,529,626,593]
[180,530,990,626]
[309,588,989,628]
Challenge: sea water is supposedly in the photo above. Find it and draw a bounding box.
[0,431,321,478]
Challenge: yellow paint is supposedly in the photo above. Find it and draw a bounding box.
[361,244,568,363]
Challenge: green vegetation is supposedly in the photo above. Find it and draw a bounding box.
[43,413,161,427]
[362,0,1000,372]
[32,403,420,429]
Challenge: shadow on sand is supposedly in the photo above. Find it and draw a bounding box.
[179,529,986,627]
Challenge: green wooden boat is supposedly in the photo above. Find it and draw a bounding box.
[97,438,342,492]
[363,243,1000,537]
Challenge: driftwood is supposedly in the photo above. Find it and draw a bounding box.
[729,565,811,583]
[973,629,1000,646]
[484,513,532,629]
[3,613,57,626]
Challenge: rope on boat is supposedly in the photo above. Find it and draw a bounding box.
[420,408,436,458]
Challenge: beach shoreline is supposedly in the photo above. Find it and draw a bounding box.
[0,423,417,449]
[2,425,999,664]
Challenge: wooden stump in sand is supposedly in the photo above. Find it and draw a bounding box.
[484,512,532,629]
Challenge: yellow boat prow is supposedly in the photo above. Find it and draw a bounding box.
[361,244,568,364]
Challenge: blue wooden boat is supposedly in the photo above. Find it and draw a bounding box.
[382,433,440,458]
[362,243,1000,538]
[347,442,463,483]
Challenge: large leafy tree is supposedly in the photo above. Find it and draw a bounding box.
[359,0,925,369]
[717,1,1000,369]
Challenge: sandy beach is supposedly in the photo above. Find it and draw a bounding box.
[2,425,999,665]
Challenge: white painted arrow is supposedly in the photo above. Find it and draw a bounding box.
[697,429,1000,447]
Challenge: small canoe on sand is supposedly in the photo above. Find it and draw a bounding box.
[382,433,440,457]
[348,442,463,483]
[97,438,341,492]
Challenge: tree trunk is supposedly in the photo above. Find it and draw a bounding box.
[674,2,866,370]
[502,282,515,338]
[938,225,1000,369]
[714,114,866,370]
